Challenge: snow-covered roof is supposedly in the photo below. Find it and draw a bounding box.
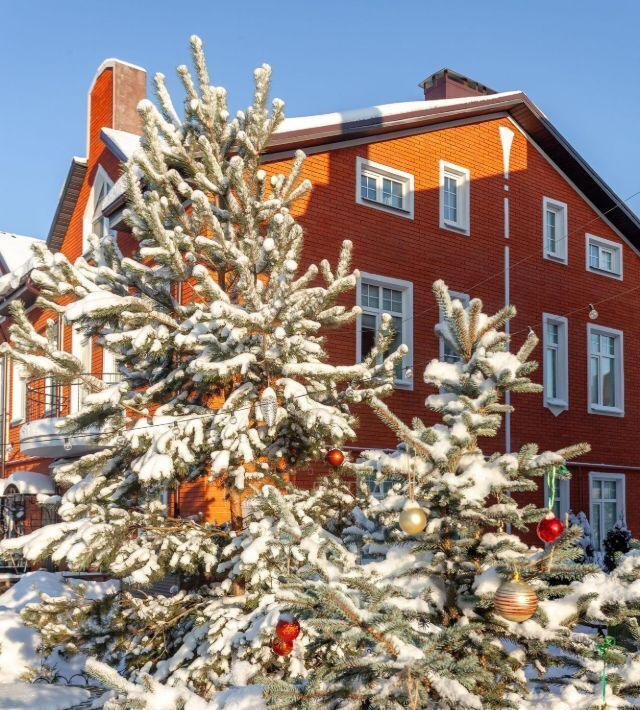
[101,127,143,162]
[274,92,524,134]
[0,231,41,273]
[0,471,56,496]
[0,231,42,301]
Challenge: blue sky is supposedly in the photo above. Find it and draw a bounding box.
[1,0,639,238]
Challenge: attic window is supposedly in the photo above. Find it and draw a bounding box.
[355,158,414,219]
[83,166,114,254]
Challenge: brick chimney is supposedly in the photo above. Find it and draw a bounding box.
[86,59,147,157]
[419,68,495,101]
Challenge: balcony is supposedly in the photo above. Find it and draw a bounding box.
[20,375,119,458]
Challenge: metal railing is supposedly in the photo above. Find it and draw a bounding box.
[25,373,121,423]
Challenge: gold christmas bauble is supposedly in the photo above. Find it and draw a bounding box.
[399,505,428,535]
[494,577,538,622]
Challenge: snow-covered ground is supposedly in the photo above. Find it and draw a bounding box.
[0,570,116,709]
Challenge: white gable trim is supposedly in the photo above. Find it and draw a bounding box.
[506,116,640,258]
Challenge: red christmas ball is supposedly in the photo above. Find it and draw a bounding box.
[326,448,345,467]
[537,514,564,543]
[276,618,301,642]
[272,637,293,656]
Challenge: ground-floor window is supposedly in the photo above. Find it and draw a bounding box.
[589,472,625,552]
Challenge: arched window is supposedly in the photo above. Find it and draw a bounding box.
[83,166,114,254]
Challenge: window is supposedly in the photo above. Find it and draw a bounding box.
[355,158,414,219]
[542,314,568,415]
[43,322,61,417]
[587,325,624,416]
[361,474,401,500]
[70,324,92,414]
[585,234,622,280]
[589,472,625,552]
[439,291,469,363]
[543,197,568,263]
[83,166,114,254]
[102,346,120,384]
[439,161,470,235]
[356,274,413,388]
[11,359,25,423]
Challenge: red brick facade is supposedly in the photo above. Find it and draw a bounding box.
[2,60,639,549]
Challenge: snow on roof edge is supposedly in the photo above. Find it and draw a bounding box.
[275,91,524,134]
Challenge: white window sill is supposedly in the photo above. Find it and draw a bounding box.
[586,266,622,281]
[544,252,568,265]
[358,197,414,220]
[544,399,568,417]
[393,379,413,391]
[441,220,470,236]
[588,404,624,417]
[10,418,24,426]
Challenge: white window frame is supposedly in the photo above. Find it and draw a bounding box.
[542,197,568,264]
[356,273,413,389]
[439,160,470,236]
[589,471,625,552]
[585,234,623,280]
[587,324,624,417]
[70,324,92,414]
[102,346,120,383]
[82,165,114,255]
[355,158,414,219]
[11,359,26,424]
[543,475,570,521]
[439,290,470,363]
[542,313,569,416]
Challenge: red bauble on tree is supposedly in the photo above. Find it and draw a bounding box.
[537,513,565,543]
[272,637,293,656]
[325,448,345,468]
[276,618,301,642]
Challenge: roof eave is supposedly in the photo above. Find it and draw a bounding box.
[47,157,88,253]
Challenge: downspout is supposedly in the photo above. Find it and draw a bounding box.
[499,125,514,454]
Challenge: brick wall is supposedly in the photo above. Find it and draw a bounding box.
[5,65,640,543]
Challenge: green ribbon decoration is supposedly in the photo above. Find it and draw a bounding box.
[546,467,558,510]
[596,635,614,706]
[546,465,570,511]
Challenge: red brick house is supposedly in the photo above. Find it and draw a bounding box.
[1,63,639,559]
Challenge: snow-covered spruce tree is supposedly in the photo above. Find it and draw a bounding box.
[251,282,640,709]
[0,36,403,698]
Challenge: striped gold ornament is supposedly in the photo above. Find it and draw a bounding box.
[494,572,538,622]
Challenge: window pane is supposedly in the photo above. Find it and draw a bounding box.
[443,176,458,222]
[589,243,599,268]
[545,346,558,399]
[592,478,602,500]
[382,178,403,209]
[590,356,600,405]
[546,209,557,252]
[602,356,615,407]
[361,284,379,309]
[602,249,613,271]
[361,173,377,202]
[382,288,402,314]
[390,315,403,379]
[603,501,617,533]
[603,480,618,500]
[592,503,601,550]
[547,323,559,345]
[590,333,599,353]
[361,313,377,359]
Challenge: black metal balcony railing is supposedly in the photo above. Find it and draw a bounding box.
[25,374,121,423]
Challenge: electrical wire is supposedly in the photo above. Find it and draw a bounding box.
[8,191,640,444]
